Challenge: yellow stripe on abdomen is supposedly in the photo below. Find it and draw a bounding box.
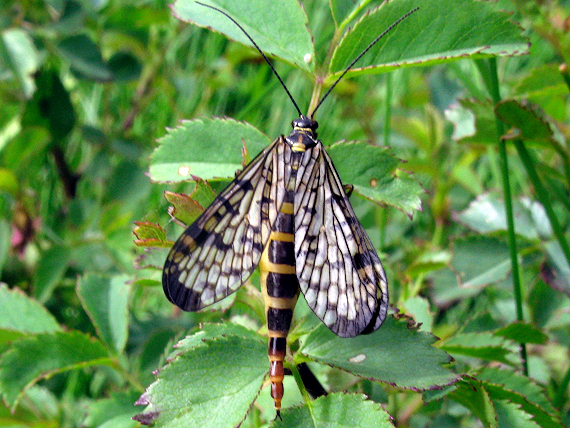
[259,184,300,417]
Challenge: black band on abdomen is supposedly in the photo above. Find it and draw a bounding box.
[267,307,294,332]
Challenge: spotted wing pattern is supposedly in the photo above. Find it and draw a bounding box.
[294,143,388,338]
[163,137,292,311]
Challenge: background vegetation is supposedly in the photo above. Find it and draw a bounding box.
[0,0,569,427]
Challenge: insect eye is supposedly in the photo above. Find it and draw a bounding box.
[292,116,319,131]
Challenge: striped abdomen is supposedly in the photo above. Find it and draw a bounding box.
[259,164,300,417]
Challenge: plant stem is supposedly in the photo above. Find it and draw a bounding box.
[383,72,392,145]
[477,58,528,375]
[290,362,317,423]
[338,0,373,31]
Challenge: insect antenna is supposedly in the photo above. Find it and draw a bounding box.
[196,2,303,117]
[197,2,418,120]
[310,7,419,118]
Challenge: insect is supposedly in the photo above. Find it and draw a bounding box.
[163,2,418,418]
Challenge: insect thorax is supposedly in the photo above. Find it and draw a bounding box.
[287,115,319,152]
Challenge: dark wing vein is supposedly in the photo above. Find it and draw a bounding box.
[163,137,291,311]
[294,143,388,337]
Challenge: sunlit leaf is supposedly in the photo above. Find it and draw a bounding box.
[133,222,170,247]
[273,393,394,428]
[57,34,113,81]
[0,28,39,98]
[450,236,511,290]
[328,141,423,217]
[33,245,71,303]
[0,284,61,345]
[299,317,457,390]
[77,274,130,353]
[448,378,498,428]
[479,367,562,428]
[134,333,266,428]
[440,332,520,366]
[495,100,555,144]
[172,0,314,73]
[329,0,529,81]
[84,391,142,428]
[494,322,548,345]
[0,331,111,410]
[149,118,270,183]
[454,193,550,240]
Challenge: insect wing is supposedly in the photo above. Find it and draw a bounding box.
[163,137,292,311]
[294,143,388,337]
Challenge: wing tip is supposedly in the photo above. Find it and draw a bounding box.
[162,265,201,311]
[361,284,389,335]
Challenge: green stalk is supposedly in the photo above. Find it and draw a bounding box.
[383,72,392,145]
[290,362,318,423]
[476,58,528,375]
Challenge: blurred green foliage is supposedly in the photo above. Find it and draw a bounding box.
[0,0,569,427]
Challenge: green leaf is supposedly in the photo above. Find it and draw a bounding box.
[329,0,368,29]
[400,296,433,332]
[0,28,39,98]
[33,245,71,303]
[185,179,218,209]
[407,250,451,277]
[134,247,170,270]
[450,236,511,290]
[448,378,498,428]
[1,127,50,174]
[152,120,423,216]
[134,334,267,428]
[48,0,85,32]
[133,222,171,248]
[0,168,19,196]
[57,34,113,81]
[440,332,520,366]
[0,331,111,410]
[0,284,61,344]
[149,118,270,183]
[495,100,555,144]
[273,393,394,427]
[478,367,562,428]
[430,267,480,306]
[514,64,569,100]
[327,141,423,217]
[330,0,529,81]
[454,193,549,241]
[446,98,497,145]
[494,322,548,345]
[494,400,542,428]
[174,322,263,352]
[107,51,142,82]
[77,274,130,353]
[172,0,314,73]
[22,385,60,420]
[543,240,570,297]
[22,69,76,141]
[299,317,457,390]
[83,391,142,428]
[165,191,204,226]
